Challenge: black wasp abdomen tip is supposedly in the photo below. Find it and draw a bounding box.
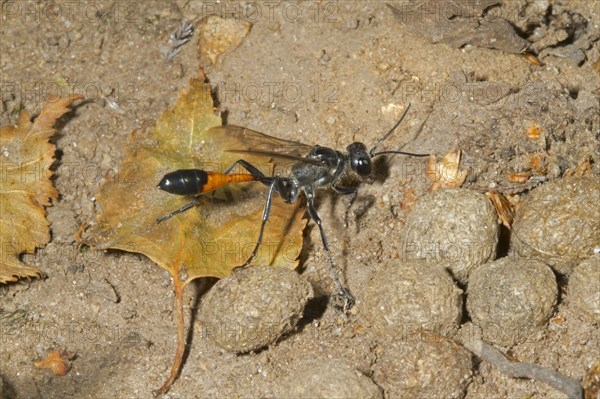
[158,175,172,191]
[158,169,208,196]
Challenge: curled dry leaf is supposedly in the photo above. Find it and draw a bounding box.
[0,95,82,283]
[34,349,75,376]
[426,149,468,191]
[486,190,515,229]
[522,53,545,66]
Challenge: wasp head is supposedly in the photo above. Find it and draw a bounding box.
[347,142,372,176]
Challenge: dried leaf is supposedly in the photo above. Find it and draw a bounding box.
[400,187,416,211]
[563,156,591,177]
[507,172,531,183]
[34,349,75,376]
[527,123,541,140]
[427,149,468,191]
[0,95,82,283]
[523,53,545,66]
[486,190,514,228]
[83,76,306,394]
[84,77,305,281]
[530,154,545,173]
[199,16,252,64]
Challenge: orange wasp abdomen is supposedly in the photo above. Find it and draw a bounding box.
[203,172,256,193]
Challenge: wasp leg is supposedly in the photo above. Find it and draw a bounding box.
[331,184,358,195]
[233,176,281,272]
[224,159,271,186]
[306,196,355,312]
[156,197,201,224]
[331,184,360,228]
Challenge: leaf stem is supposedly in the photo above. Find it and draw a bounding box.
[153,280,186,396]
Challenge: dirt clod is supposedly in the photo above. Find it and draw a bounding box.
[512,176,600,275]
[199,266,313,353]
[362,260,463,337]
[568,254,600,323]
[277,358,382,399]
[400,188,499,283]
[467,257,558,346]
[373,332,473,399]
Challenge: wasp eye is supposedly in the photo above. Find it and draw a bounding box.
[354,157,372,176]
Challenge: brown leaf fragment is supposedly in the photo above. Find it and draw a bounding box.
[522,52,545,66]
[486,190,514,228]
[0,94,82,283]
[527,123,541,140]
[530,154,545,174]
[34,350,75,376]
[563,156,591,177]
[427,149,468,191]
[199,16,252,64]
[400,187,416,211]
[507,172,531,183]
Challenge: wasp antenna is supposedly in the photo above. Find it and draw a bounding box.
[369,103,412,157]
[371,150,430,158]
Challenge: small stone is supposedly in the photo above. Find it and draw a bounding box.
[467,257,558,346]
[199,266,313,353]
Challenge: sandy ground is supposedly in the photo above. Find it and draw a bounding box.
[1,1,599,398]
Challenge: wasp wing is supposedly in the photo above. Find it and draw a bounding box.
[207,125,321,173]
[208,125,312,155]
[226,149,322,165]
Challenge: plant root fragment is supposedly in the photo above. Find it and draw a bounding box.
[463,339,583,399]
